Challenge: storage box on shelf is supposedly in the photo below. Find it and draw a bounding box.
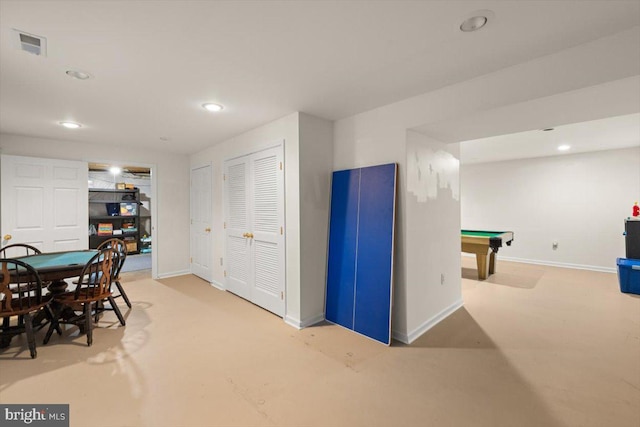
[88,188,141,254]
[140,235,152,254]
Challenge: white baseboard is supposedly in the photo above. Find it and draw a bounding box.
[210,279,225,290]
[284,315,303,329]
[156,269,191,279]
[284,313,325,330]
[499,256,617,274]
[462,253,617,274]
[392,298,464,344]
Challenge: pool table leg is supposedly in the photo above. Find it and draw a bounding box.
[475,253,490,280]
[489,251,496,275]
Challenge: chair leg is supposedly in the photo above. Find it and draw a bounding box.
[24,313,37,359]
[1,317,11,348]
[108,296,126,326]
[115,281,132,308]
[95,300,101,323]
[84,303,93,346]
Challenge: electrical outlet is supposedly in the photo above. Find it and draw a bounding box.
[441,273,445,285]
[219,257,223,265]
[552,241,559,250]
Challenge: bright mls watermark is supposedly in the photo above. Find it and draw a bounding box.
[1,405,69,427]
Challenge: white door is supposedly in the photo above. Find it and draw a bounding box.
[250,148,285,316]
[1,155,88,252]
[190,163,213,282]
[224,144,285,317]
[224,156,251,300]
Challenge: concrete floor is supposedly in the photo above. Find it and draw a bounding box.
[1,258,639,427]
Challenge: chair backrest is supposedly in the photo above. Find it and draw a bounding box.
[74,248,120,301]
[97,238,127,278]
[0,259,44,315]
[97,238,127,254]
[0,244,42,259]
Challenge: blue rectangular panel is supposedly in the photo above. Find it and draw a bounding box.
[326,163,397,345]
[325,169,360,329]
[353,163,397,345]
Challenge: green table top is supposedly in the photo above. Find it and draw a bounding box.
[14,250,97,270]
[461,230,509,238]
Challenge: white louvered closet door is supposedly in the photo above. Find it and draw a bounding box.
[224,144,285,317]
[224,157,251,300]
[250,147,285,316]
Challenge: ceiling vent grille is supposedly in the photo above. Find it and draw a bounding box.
[13,29,47,56]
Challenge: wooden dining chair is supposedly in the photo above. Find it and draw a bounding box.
[97,238,131,308]
[0,243,41,258]
[44,248,125,346]
[1,244,52,293]
[1,246,50,349]
[0,259,52,358]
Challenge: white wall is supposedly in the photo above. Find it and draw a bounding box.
[403,131,462,343]
[0,133,190,278]
[190,113,300,286]
[334,27,639,343]
[298,113,333,327]
[461,147,640,271]
[190,112,334,327]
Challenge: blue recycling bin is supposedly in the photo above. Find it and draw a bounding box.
[616,258,640,295]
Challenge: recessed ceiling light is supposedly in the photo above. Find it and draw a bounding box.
[542,128,555,132]
[557,145,571,151]
[66,70,92,80]
[460,15,488,32]
[59,121,81,129]
[202,103,224,112]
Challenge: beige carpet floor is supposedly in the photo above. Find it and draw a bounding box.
[1,257,639,427]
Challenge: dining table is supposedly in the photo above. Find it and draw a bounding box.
[12,250,98,293]
[12,250,99,327]
[2,249,99,348]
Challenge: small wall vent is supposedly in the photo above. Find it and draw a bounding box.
[13,29,47,56]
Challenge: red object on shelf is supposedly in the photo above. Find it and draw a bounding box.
[633,202,639,217]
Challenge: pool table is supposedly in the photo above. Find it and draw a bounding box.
[461,230,514,280]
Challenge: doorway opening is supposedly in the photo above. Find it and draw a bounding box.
[88,162,153,274]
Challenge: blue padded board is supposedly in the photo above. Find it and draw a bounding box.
[325,169,360,329]
[326,163,397,345]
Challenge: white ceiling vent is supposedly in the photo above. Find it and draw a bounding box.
[13,29,47,56]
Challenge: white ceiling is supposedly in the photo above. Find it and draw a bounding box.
[460,113,640,165]
[1,1,639,155]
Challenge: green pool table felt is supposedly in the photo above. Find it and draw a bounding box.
[461,230,508,238]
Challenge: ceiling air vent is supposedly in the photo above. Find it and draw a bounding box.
[13,29,47,56]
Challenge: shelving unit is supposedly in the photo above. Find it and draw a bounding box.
[140,235,152,253]
[88,188,141,254]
